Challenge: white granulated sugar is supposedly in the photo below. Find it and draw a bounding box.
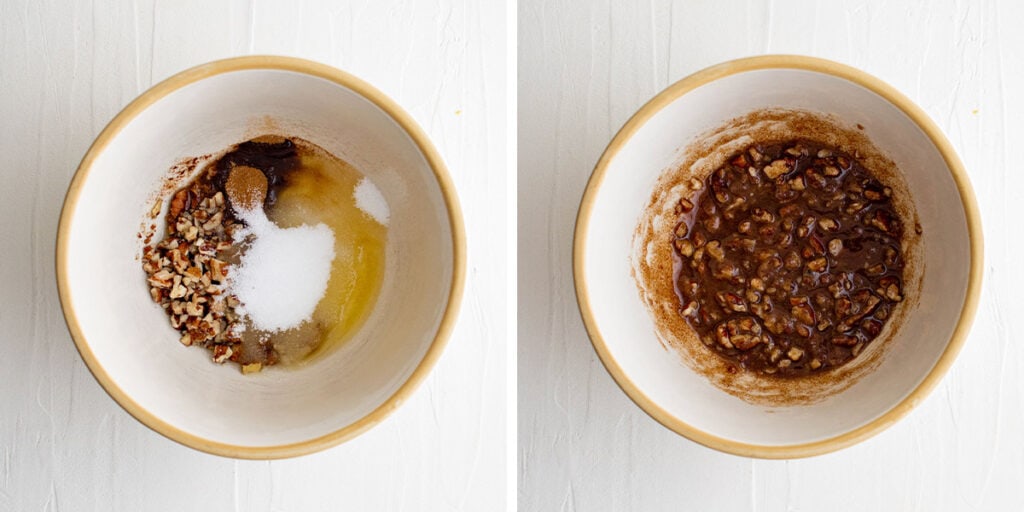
[231,206,336,332]
[354,177,390,225]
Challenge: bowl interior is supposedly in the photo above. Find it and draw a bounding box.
[62,67,455,449]
[580,67,972,447]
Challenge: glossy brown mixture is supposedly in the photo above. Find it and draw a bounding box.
[672,140,905,377]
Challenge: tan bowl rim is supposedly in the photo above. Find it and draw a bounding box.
[573,54,984,459]
[55,55,466,459]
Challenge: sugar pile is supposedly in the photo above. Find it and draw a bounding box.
[354,177,390,225]
[230,205,336,332]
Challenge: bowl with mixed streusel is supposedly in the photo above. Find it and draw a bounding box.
[575,55,982,458]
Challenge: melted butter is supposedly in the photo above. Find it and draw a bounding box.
[248,145,387,366]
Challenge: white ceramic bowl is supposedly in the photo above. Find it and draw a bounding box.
[574,55,982,458]
[57,56,465,458]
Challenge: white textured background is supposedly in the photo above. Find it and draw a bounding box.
[0,1,506,510]
[519,0,1022,510]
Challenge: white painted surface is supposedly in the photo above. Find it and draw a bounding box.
[0,1,505,510]
[519,1,1021,510]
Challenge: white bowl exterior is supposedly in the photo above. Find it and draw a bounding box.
[583,69,970,445]
[65,69,453,446]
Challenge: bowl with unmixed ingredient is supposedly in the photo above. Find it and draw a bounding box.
[574,55,982,458]
[57,56,465,458]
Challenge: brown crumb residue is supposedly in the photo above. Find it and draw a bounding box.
[630,108,924,406]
